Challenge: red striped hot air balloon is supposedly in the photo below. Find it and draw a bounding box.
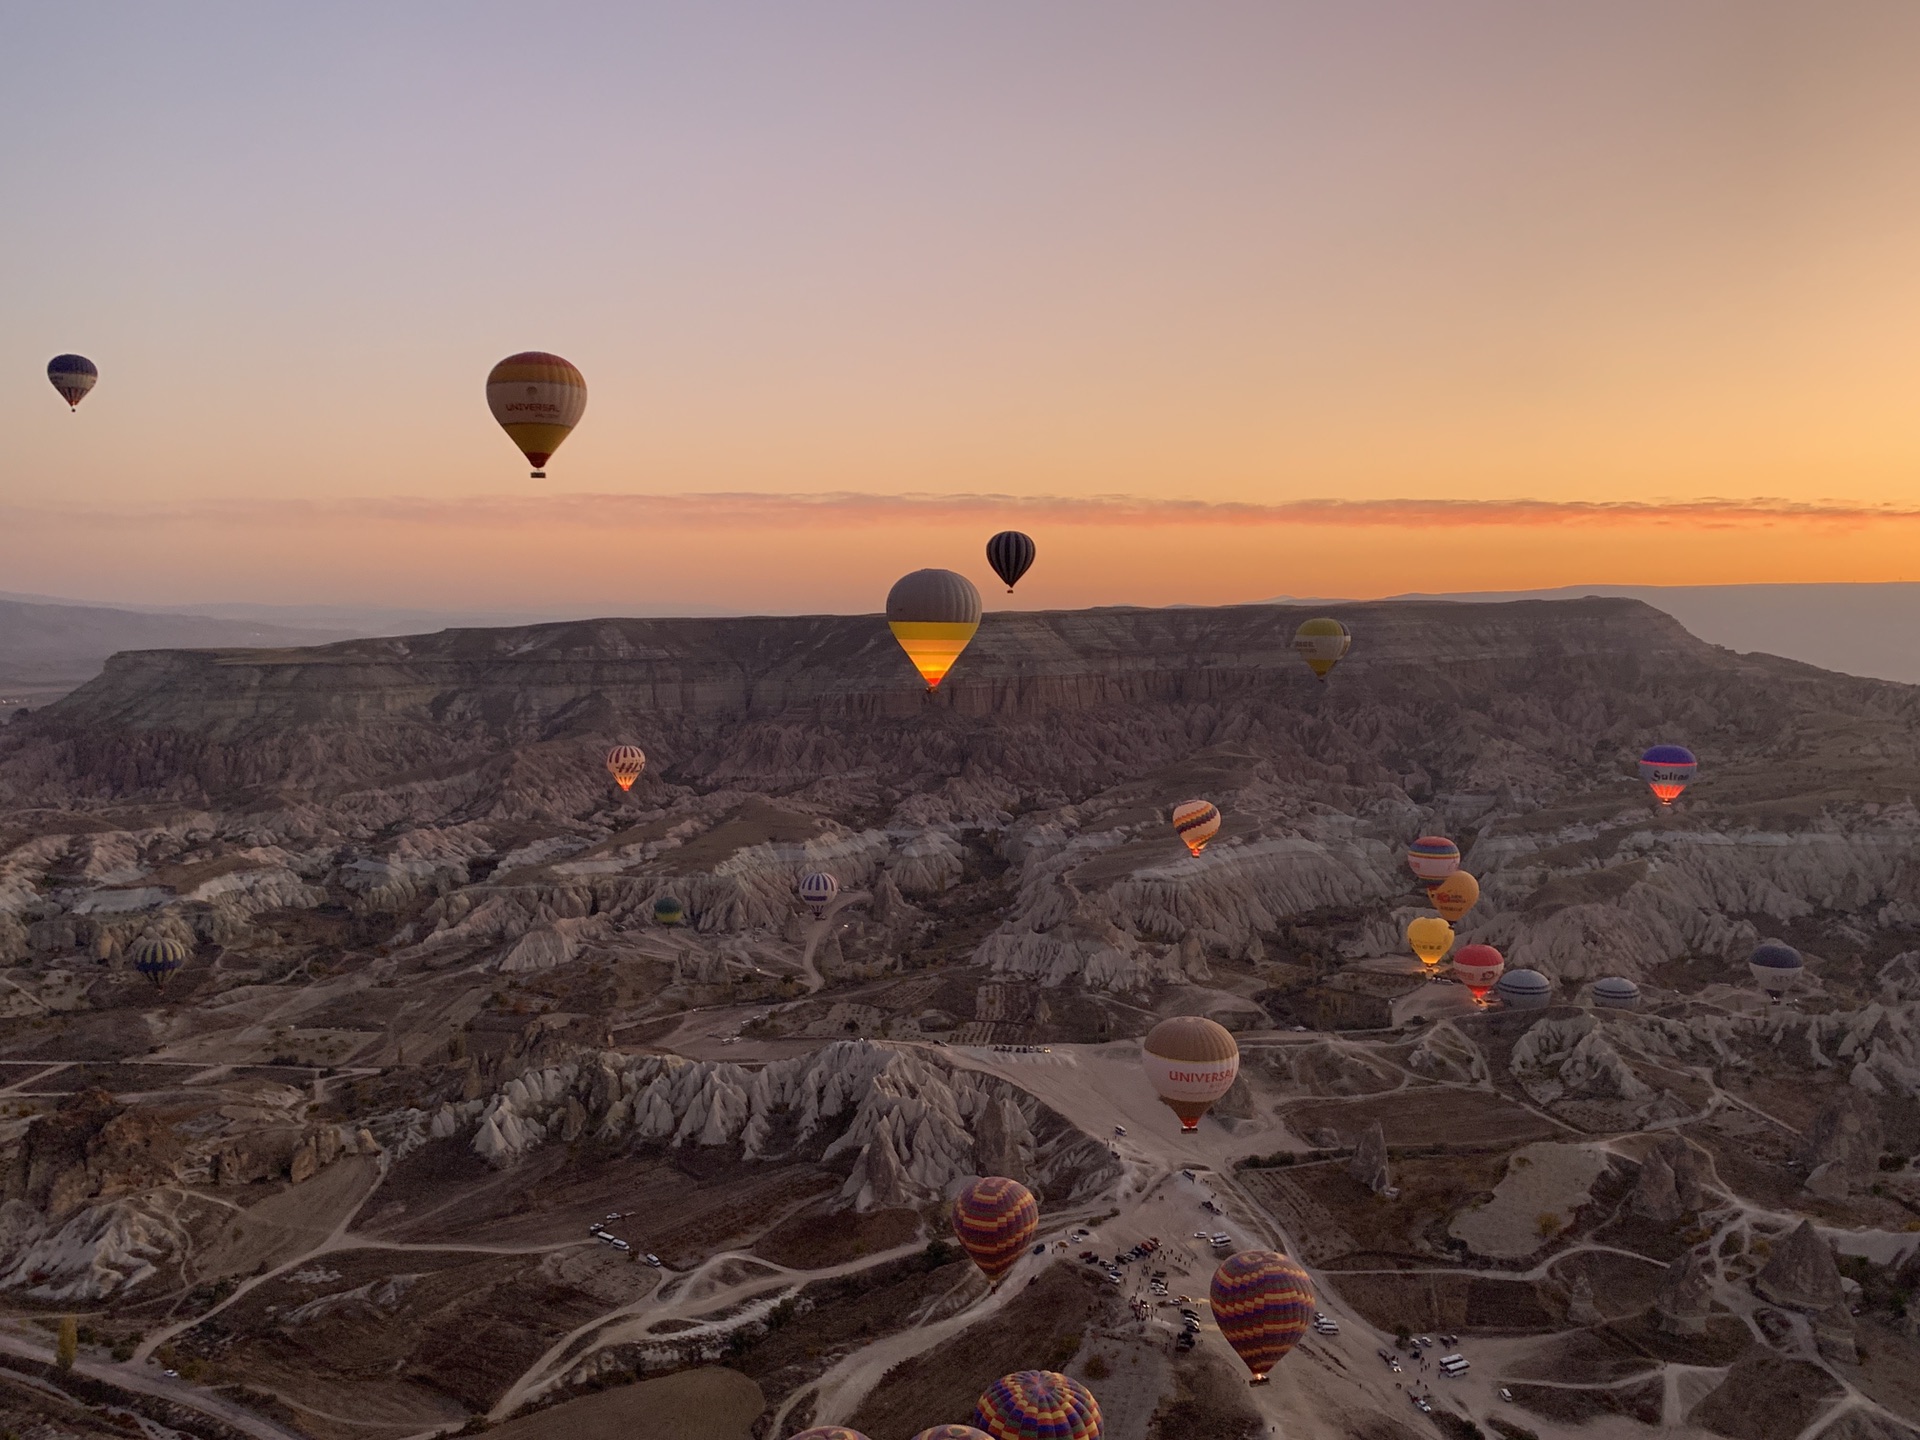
[1211,1248,1314,1385]
[1172,799,1221,856]
[974,1371,1102,1440]
[486,351,586,478]
[951,1176,1038,1285]
[605,745,646,792]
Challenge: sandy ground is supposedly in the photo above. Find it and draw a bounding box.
[1448,1142,1612,1259]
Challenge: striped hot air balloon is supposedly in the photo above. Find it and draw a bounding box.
[1429,870,1479,923]
[1591,976,1641,1010]
[1639,745,1697,806]
[951,1176,1038,1285]
[1406,835,1461,886]
[913,1428,993,1440]
[986,531,1036,592]
[1211,1248,1314,1384]
[887,569,982,690]
[47,354,97,411]
[1171,799,1221,856]
[1292,617,1351,680]
[486,351,586,477]
[790,1430,872,1440]
[1141,1015,1239,1132]
[653,896,685,927]
[1406,916,1454,970]
[798,871,839,918]
[1495,969,1553,1009]
[605,744,646,792]
[974,1371,1102,1440]
[129,936,188,990]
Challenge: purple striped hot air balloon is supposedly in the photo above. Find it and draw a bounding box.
[951,1176,1038,1285]
[798,871,839,918]
[974,1371,1102,1440]
[1406,835,1460,887]
[1210,1248,1314,1385]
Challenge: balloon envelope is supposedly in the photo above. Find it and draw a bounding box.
[1638,745,1697,805]
[1429,870,1479,923]
[790,1430,873,1440]
[47,354,97,410]
[1452,943,1504,1001]
[975,1371,1102,1440]
[1407,916,1454,968]
[1407,836,1461,884]
[486,351,586,476]
[1141,1015,1239,1131]
[1211,1248,1314,1383]
[986,531,1036,592]
[1172,799,1221,856]
[653,896,685,927]
[798,871,839,918]
[1495,969,1553,1009]
[130,936,188,988]
[913,1429,994,1440]
[605,744,646,791]
[1292,617,1351,680]
[1749,942,1803,997]
[951,1176,1038,1284]
[1591,976,1640,1009]
[887,569,982,690]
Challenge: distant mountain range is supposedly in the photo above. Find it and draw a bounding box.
[4,581,1918,706]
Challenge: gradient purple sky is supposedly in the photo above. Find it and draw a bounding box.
[6,3,1920,613]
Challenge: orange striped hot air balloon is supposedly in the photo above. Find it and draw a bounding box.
[605,745,646,792]
[887,569,981,691]
[1211,1248,1314,1384]
[951,1176,1039,1285]
[975,1372,1102,1440]
[1172,800,1221,856]
[486,351,586,478]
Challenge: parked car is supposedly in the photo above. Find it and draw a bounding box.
[644,1253,663,1267]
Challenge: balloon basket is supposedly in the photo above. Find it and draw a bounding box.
[1249,1375,1271,1386]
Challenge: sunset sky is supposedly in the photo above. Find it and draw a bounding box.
[6,3,1920,614]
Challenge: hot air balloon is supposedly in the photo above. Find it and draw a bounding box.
[790,1430,872,1440]
[1495,969,1552,1010]
[1406,916,1454,970]
[798,871,839,919]
[1292,618,1351,681]
[486,351,586,478]
[1141,1016,1239,1132]
[887,569,982,691]
[1172,800,1221,857]
[1591,976,1640,1010]
[129,936,188,989]
[1429,870,1479,923]
[974,1371,1102,1440]
[1749,942,1803,1001]
[605,744,646,792]
[913,1428,993,1440]
[1452,943,1504,1004]
[986,531,1036,592]
[653,896,685,927]
[951,1176,1038,1285]
[1638,745,1697,806]
[1407,836,1461,886]
[47,355,97,411]
[1210,1248,1314,1384]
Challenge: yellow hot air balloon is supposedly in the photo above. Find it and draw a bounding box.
[486,351,586,478]
[1407,916,1454,969]
[1429,870,1479,923]
[1293,618,1351,680]
[886,569,981,690]
[1172,800,1221,856]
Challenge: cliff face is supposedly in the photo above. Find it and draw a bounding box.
[9,597,1915,808]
